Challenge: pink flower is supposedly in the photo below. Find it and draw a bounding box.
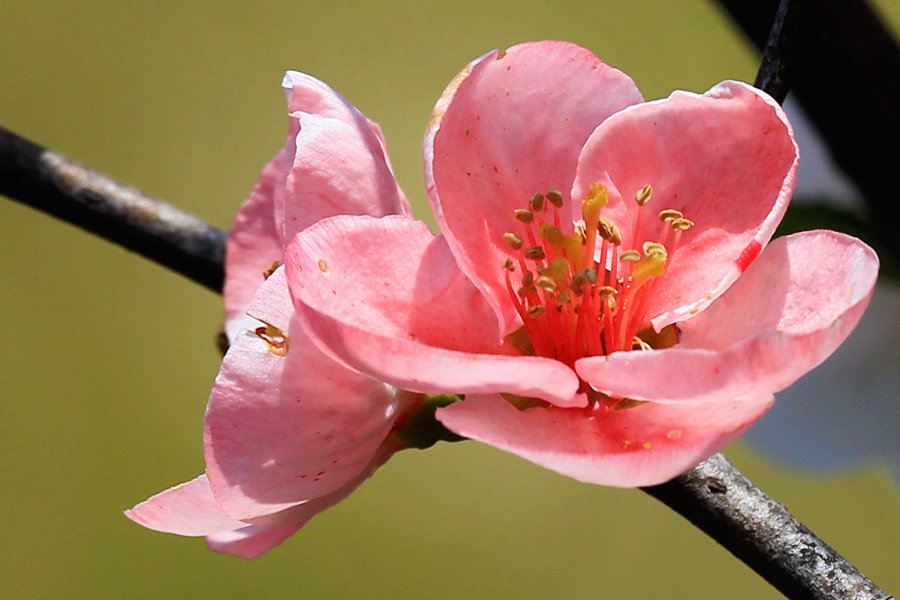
[126,72,418,558]
[283,41,879,487]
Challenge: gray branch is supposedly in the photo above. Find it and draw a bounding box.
[0,126,226,293]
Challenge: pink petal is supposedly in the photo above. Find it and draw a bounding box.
[223,148,288,340]
[436,392,773,487]
[280,71,411,245]
[572,81,799,331]
[284,215,585,407]
[125,474,248,536]
[426,41,644,336]
[205,444,395,558]
[205,268,406,520]
[205,522,305,559]
[576,231,878,404]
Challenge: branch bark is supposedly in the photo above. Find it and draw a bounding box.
[0,126,226,292]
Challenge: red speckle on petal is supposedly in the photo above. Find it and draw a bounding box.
[736,240,762,272]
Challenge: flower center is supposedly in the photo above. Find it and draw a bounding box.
[502,183,692,367]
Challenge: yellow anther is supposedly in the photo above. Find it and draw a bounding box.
[621,249,641,262]
[263,261,281,279]
[581,182,609,224]
[503,232,524,250]
[642,241,668,258]
[571,268,596,295]
[514,209,534,223]
[535,276,557,293]
[597,285,617,298]
[254,324,290,357]
[635,184,653,206]
[598,285,617,309]
[658,209,683,222]
[574,223,587,243]
[546,189,564,207]
[671,218,694,231]
[524,246,546,260]
[632,336,652,351]
[527,305,547,318]
[598,217,621,245]
[529,193,545,212]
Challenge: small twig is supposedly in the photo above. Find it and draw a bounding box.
[753,0,803,103]
[717,0,900,259]
[644,455,891,600]
[0,126,226,292]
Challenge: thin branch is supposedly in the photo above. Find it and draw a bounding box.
[0,126,226,292]
[753,0,804,103]
[716,0,900,260]
[644,454,891,600]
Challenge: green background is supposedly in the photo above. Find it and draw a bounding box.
[1,1,897,598]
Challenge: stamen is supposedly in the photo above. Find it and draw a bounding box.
[597,216,621,245]
[527,305,547,318]
[635,184,653,206]
[500,183,688,369]
[263,261,281,279]
[658,209,683,222]
[524,246,546,260]
[535,275,557,293]
[254,324,289,356]
[504,233,524,250]
[514,209,534,223]
[546,189,564,207]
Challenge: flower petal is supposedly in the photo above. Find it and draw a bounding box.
[284,214,584,407]
[573,81,798,331]
[280,71,411,244]
[426,41,643,336]
[436,392,773,487]
[205,522,305,559]
[205,268,405,520]
[223,149,288,341]
[205,443,394,558]
[576,231,878,404]
[125,475,248,536]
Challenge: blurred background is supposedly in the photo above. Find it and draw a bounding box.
[1,1,897,598]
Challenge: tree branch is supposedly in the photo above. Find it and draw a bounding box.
[0,126,226,293]
[644,455,891,600]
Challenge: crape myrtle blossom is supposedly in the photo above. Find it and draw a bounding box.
[285,41,879,487]
[127,72,422,558]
